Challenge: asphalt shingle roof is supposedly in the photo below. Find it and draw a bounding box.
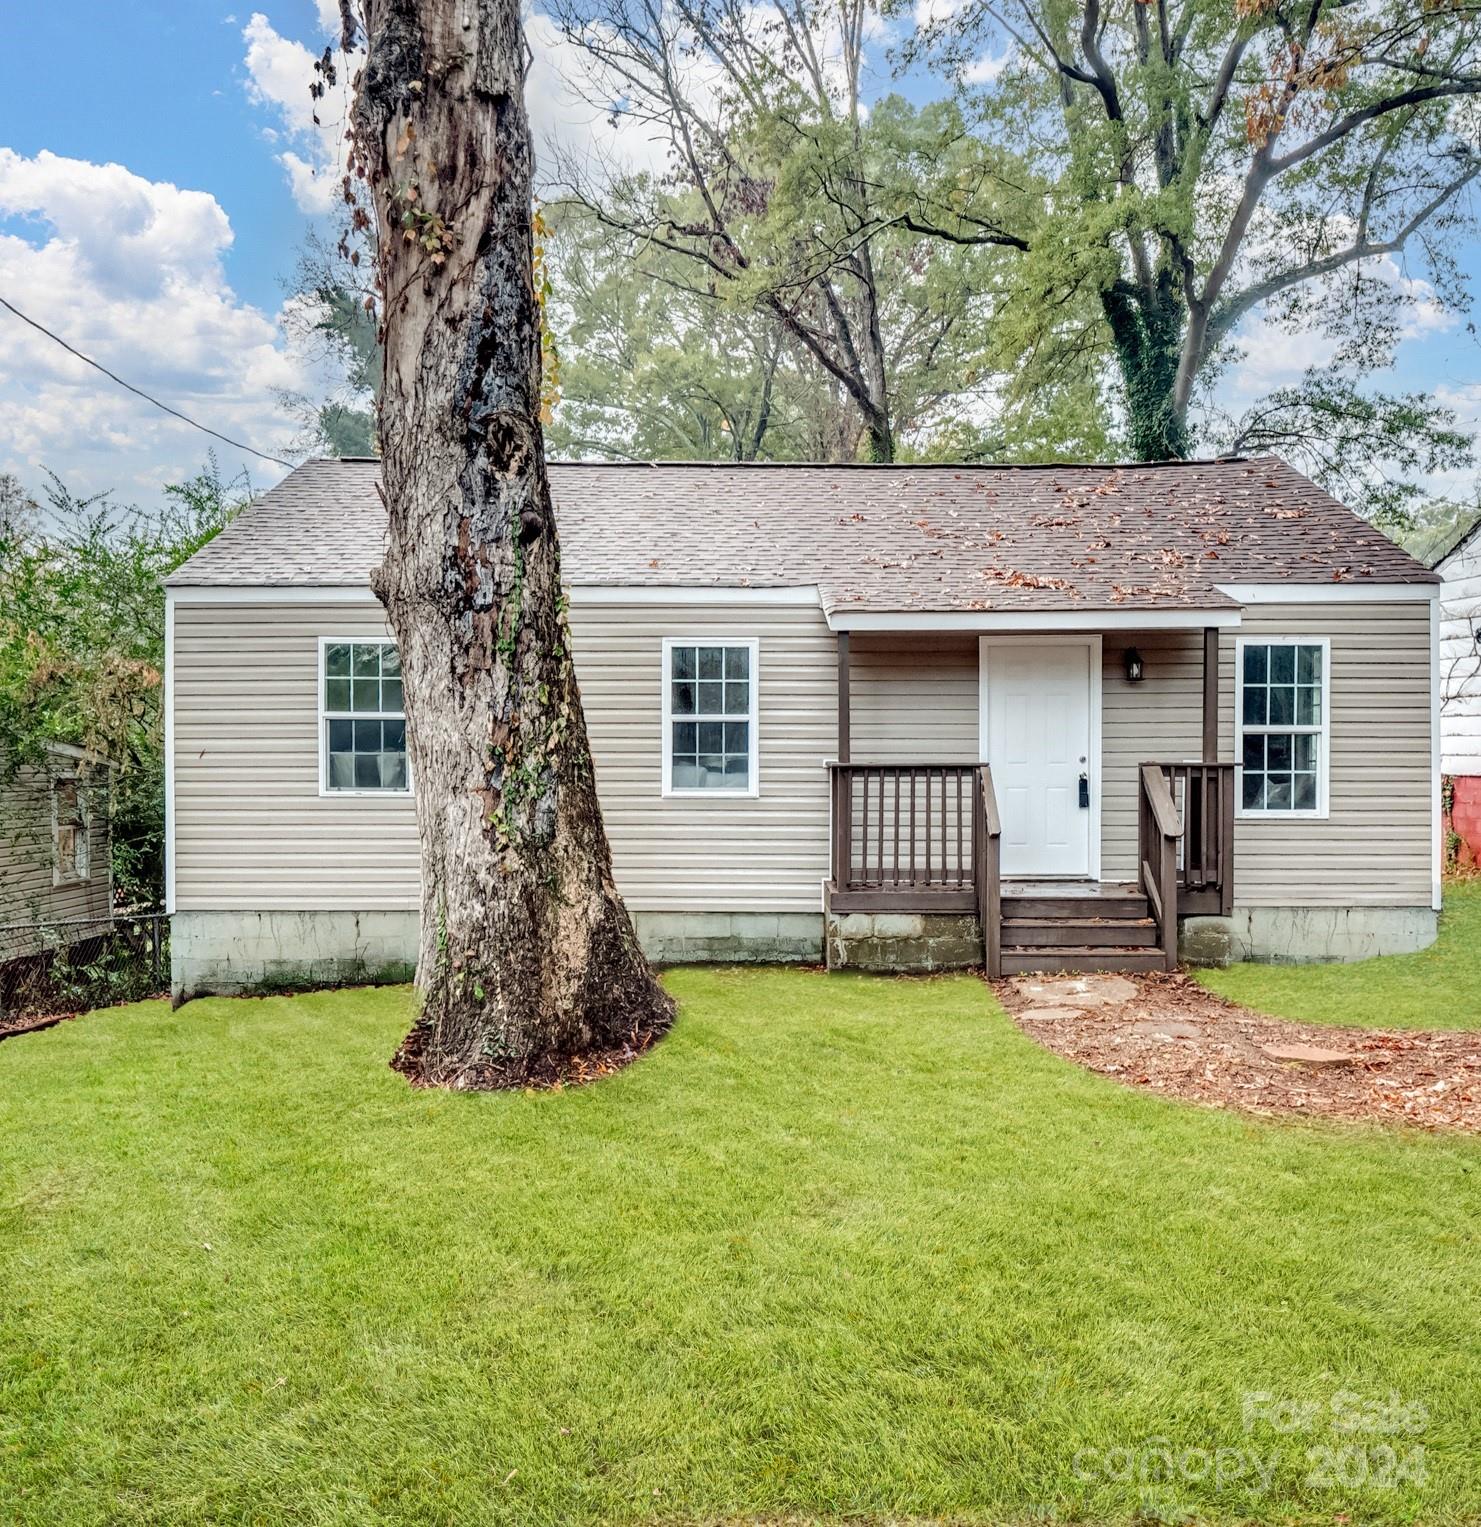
[167,455,1436,612]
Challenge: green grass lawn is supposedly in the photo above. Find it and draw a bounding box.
[1196,881,1481,1031]
[2,970,1478,1525]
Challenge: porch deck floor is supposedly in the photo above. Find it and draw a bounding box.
[1001,880,1141,899]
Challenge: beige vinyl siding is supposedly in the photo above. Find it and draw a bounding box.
[171,593,1434,917]
[1101,632,1204,881]
[172,596,836,914]
[1,759,112,945]
[573,602,834,910]
[1219,601,1433,906]
[173,602,419,912]
[848,634,977,761]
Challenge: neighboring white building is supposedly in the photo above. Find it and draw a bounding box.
[1433,517,1481,865]
[163,456,1443,998]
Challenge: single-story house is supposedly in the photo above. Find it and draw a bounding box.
[1433,515,1481,867]
[1,741,114,965]
[164,455,1440,998]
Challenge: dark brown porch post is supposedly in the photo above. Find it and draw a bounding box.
[1202,626,1219,761]
[837,631,851,763]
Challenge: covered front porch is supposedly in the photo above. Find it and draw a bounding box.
[823,621,1238,975]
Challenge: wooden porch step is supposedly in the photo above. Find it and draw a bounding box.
[999,947,1167,975]
[1000,894,1150,921]
[1001,917,1159,948]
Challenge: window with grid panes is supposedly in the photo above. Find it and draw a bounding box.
[665,641,756,792]
[322,640,408,792]
[1238,640,1326,812]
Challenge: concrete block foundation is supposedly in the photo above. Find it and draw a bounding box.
[171,910,419,1001]
[825,911,983,973]
[172,899,1437,997]
[631,911,823,964]
[1180,905,1438,966]
[172,908,825,999]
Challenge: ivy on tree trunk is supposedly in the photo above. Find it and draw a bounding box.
[348,0,674,1088]
[1101,277,1192,463]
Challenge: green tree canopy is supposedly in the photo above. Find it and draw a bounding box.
[547,0,1090,460]
[0,461,247,902]
[909,0,1480,500]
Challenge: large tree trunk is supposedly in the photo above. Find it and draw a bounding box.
[349,0,674,1088]
[1101,277,1192,462]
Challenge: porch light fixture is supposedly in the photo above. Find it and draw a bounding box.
[1124,646,1145,683]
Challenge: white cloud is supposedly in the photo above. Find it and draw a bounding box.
[1224,252,1460,401]
[241,6,680,206]
[241,12,346,213]
[914,0,964,28]
[525,9,718,183]
[1431,381,1481,498]
[962,46,1011,84]
[0,149,306,500]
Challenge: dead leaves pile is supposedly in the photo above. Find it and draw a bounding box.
[996,971,1481,1133]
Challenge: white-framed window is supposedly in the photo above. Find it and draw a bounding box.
[660,637,759,797]
[319,637,410,795]
[1235,636,1330,817]
[51,775,90,884]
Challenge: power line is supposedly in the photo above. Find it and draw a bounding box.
[0,292,297,470]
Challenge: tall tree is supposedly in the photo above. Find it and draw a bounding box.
[545,205,810,460]
[545,197,1116,462]
[346,0,674,1088]
[549,0,1032,460]
[917,0,1481,463]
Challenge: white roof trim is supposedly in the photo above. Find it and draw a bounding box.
[568,584,821,606]
[169,578,1436,616]
[1216,582,1437,604]
[165,582,824,607]
[168,584,378,604]
[828,608,1243,632]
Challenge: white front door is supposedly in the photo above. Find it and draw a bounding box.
[980,639,1098,878]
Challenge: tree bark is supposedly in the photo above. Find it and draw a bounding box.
[350,0,674,1088]
[1101,276,1192,461]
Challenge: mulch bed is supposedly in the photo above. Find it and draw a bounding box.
[0,1010,79,1042]
[0,989,168,1043]
[994,970,1481,1133]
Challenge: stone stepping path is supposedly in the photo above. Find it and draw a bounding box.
[995,969,1480,1133]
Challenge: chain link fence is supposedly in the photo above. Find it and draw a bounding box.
[0,912,168,1029]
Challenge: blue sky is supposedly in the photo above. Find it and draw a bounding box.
[2,5,318,315]
[0,3,1476,511]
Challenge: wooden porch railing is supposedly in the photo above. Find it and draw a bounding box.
[827,761,1002,964]
[827,763,981,911]
[1138,763,1182,971]
[1150,761,1236,916]
[829,759,1231,976]
[972,765,1002,979]
[1137,760,1236,968]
